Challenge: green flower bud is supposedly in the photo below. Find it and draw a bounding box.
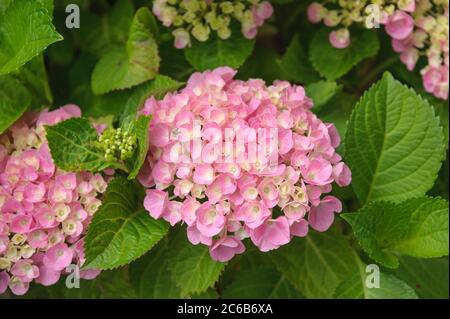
[220,1,234,14]
[217,26,231,39]
[191,23,210,42]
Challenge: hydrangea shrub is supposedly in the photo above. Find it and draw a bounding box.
[0,0,448,300]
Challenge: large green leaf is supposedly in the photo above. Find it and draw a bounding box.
[222,266,303,299]
[77,0,134,57]
[0,76,30,134]
[345,72,444,205]
[0,0,62,75]
[169,234,225,297]
[125,115,151,180]
[45,117,114,172]
[278,33,320,84]
[306,81,342,112]
[130,239,182,298]
[309,27,379,80]
[84,178,168,270]
[91,7,160,94]
[119,75,184,128]
[341,197,449,268]
[270,227,359,298]
[393,256,449,299]
[334,266,418,299]
[184,24,254,71]
[12,54,53,109]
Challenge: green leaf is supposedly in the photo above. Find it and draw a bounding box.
[270,227,359,298]
[309,28,379,80]
[341,197,449,268]
[45,117,113,172]
[130,239,182,298]
[12,54,53,109]
[334,266,418,299]
[78,0,134,57]
[125,115,151,180]
[0,0,62,75]
[278,33,320,84]
[119,75,184,128]
[84,177,169,270]
[0,76,31,134]
[306,81,342,112]
[169,236,225,297]
[345,72,444,205]
[0,0,12,14]
[184,23,255,71]
[91,7,160,94]
[393,256,449,299]
[222,266,303,299]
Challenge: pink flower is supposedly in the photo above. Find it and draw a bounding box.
[23,182,46,203]
[56,173,77,190]
[308,196,342,232]
[0,272,9,294]
[329,28,351,49]
[249,216,290,252]
[187,225,212,246]
[0,105,106,295]
[385,11,414,40]
[196,203,226,237]
[10,260,39,282]
[209,236,245,262]
[236,201,271,229]
[138,67,351,261]
[332,162,352,187]
[35,265,61,286]
[173,28,191,49]
[10,214,33,234]
[162,201,182,226]
[400,48,419,71]
[290,219,309,237]
[43,243,73,271]
[193,164,215,185]
[181,197,200,226]
[422,65,449,100]
[8,277,29,295]
[37,104,81,127]
[144,189,168,219]
[308,3,325,23]
[302,158,333,186]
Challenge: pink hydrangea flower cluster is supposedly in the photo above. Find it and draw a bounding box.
[152,0,273,49]
[0,105,107,295]
[307,0,449,100]
[138,67,351,262]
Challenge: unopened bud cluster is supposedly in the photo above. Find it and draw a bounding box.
[308,0,449,100]
[98,128,136,161]
[152,0,273,49]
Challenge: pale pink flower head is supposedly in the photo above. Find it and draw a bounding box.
[1,106,107,295]
[139,67,351,261]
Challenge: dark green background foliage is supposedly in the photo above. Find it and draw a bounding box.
[0,0,448,299]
